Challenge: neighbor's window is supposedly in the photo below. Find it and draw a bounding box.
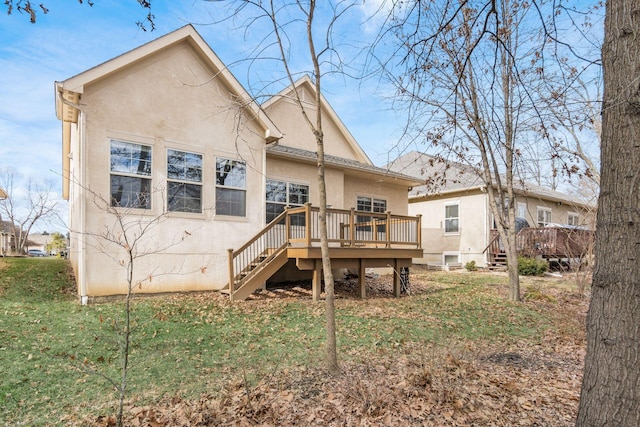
[216,158,246,217]
[537,207,552,227]
[167,149,203,213]
[444,203,459,233]
[568,212,579,227]
[266,180,309,223]
[110,140,152,209]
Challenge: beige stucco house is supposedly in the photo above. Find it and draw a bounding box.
[55,25,421,302]
[389,151,594,268]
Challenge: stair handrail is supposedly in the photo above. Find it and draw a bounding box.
[228,209,289,293]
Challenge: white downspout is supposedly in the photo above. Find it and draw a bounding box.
[58,92,88,305]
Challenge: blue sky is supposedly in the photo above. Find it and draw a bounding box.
[0,1,403,231]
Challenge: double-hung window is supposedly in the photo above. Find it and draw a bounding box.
[537,207,552,227]
[167,149,203,213]
[356,196,387,231]
[216,158,246,217]
[568,212,579,227]
[444,203,459,233]
[110,140,152,209]
[266,180,309,223]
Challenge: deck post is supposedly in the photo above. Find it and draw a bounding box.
[312,259,322,301]
[285,206,291,244]
[359,259,366,298]
[416,214,422,248]
[305,202,312,248]
[227,248,235,295]
[385,210,391,248]
[393,259,401,297]
[350,207,355,247]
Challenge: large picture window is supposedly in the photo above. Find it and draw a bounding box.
[444,203,459,233]
[110,140,152,209]
[167,149,203,213]
[266,179,309,223]
[216,158,246,217]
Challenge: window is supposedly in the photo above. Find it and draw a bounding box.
[444,203,459,233]
[356,196,387,231]
[266,180,309,223]
[568,212,579,227]
[167,149,203,213]
[357,196,387,214]
[444,253,459,265]
[110,140,152,209]
[216,158,246,216]
[517,202,527,219]
[537,207,552,227]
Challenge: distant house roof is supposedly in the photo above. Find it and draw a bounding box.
[389,151,592,209]
[0,187,7,199]
[267,145,422,187]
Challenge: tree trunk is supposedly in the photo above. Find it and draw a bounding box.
[576,0,640,425]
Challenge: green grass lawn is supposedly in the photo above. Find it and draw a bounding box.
[0,258,563,426]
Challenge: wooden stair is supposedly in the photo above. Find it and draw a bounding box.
[487,251,507,271]
[224,246,288,300]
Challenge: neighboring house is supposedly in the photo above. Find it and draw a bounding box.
[1,216,15,256]
[55,25,421,302]
[389,151,594,268]
[25,233,51,254]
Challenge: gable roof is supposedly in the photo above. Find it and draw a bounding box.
[261,75,372,165]
[267,145,421,187]
[390,151,592,208]
[55,24,281,142]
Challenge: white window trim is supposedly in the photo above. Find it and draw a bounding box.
[109,139,153,210]
[517,202,527,219]
[536,206,552,227]
[215,157,247,218]
[166,147,204,215]
[444,201,460,235]
[567,211,579,226]
[443,251,460,265]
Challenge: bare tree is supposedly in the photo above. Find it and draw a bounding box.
[3,0,155,30]
[0,168,58,255]
[380,0,601,302]
[206,0,371,375]
[75,185,194,427]
[576,0,640,424]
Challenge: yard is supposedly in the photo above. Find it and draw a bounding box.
[0,257,587,426]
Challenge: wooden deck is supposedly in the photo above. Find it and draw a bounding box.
[226,204,422,300]
[485,227,594,269]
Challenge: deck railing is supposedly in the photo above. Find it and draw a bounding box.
[228,203,422,293]
[483,227,594,261]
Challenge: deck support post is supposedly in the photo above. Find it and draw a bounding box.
[393,259,401,297]
[312,259,322,301]
[359,259,366,298]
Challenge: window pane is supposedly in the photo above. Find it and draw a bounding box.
[266,202,285,223]
[216,158,246,188]
[373,199,387,213]
[167,149,202,182]
[445,204,459,218]
[289,183,309,205]
[445,218,459,233]
[110,140,151,176]
[266,180,287,202]
[357,197,372,212]
[110,175,151,209]
[167,182,202,213]
[216,188,246,216]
